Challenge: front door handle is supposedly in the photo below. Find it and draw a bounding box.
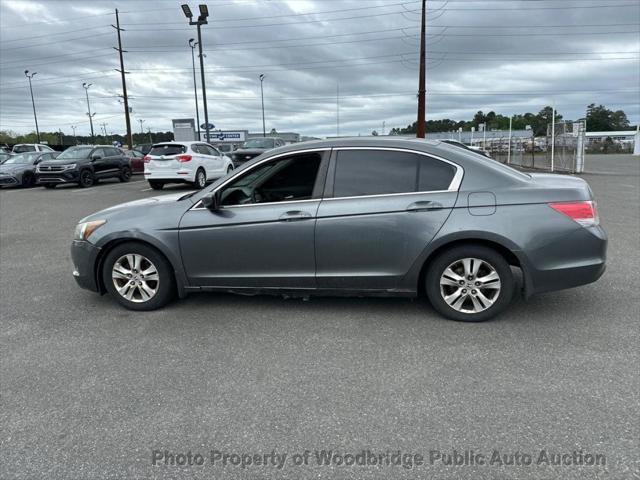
[406,201,443,212]
[278,210,312,222]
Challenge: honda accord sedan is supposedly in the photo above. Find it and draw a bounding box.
[70,138,606,321]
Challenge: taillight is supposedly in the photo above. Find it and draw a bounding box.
[176,155,192,162]
[548,201,598,227]
[143,156,151,163]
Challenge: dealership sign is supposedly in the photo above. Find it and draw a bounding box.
[215,130,247,142]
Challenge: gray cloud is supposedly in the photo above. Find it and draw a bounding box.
[1,0,638,137]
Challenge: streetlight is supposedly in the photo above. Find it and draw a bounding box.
[138,118,145,134]
[188,38,201,141]
[259,74,266,137]
[71,125,78,144]
[82,83,95,141]
[24,70,40,143]
[181,4,210,142]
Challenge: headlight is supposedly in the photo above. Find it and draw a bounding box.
[62,163,77,170]
[74,220,106,241]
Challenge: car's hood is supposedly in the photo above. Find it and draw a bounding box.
[80,191,195,223]
[0,164,30,174]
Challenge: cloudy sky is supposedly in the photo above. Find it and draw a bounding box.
[0,0,638,137]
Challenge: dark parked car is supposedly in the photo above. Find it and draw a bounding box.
[0,151,59,188]
[70,138,606,322]
[37,145,131,188]
[231,137,285,166]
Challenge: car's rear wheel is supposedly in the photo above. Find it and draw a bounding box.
[425,245,514,322]
[78,170,94,188]
[102,242,175,311]
[193,168,206,189]
[149,181,164,190]
[119,166,132,182]
[226,165,233,174]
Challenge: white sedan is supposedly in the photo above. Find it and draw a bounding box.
[144,141,234,190]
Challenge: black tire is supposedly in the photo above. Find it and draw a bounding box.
[78,169,94,188]
[21,173,35,188]
[226,165,233,174]
[425,245,514,322]
[101,242,175,311]
[119,166,132,182]
[43,184,56,189]
[193,168,206,189]
[149,181,164,190]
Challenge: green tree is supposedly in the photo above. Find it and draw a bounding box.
[587,104,631,131]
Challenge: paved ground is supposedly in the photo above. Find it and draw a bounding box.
[1,155,638,480]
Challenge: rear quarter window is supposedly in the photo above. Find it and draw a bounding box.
[149,144,186,156]
[418,157,456,191]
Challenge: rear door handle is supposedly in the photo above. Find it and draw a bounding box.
[406,201,443,212]
[278,210,312,222]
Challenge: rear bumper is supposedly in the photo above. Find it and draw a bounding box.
[0,176,19,187]
[524,225,607,297]
[71,240,101,292]
[144,171,194,182]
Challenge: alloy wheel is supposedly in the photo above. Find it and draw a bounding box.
[111,254,160,303]
[439,257,501,314]
[196,170,206,188]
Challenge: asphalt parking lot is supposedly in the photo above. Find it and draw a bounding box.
[1,154,638,480]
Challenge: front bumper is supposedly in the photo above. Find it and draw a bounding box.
[37,170,80,184]
[0,175,18,187]
[70,240,101,292]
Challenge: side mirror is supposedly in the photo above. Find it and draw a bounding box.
[201,190,221,211]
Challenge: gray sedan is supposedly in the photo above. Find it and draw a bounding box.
[70,138,606,321]
[0,151,58,187]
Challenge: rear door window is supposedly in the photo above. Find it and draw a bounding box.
[149,144,186,156]
[333,149,417,197]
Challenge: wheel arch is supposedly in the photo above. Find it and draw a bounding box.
[94,236,188,298]
[411,232,531,297]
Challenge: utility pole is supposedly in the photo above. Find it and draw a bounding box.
[82,83,95,141]
[24,70,40,142]
[182,4,211,143]
[416,0,427,138]
[188,38,201,140]
[113,9,133,149]
[259,74,266,137]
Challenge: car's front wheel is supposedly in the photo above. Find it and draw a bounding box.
[425,245,514,322]
[78,170,94,188]
[102,242,175,311]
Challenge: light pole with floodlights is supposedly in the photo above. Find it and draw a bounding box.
[188,38,202,141]
[259,74,266,137]
[181,4,210,142]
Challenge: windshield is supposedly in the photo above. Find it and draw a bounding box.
[56,147,93,160]
[13,145,36,153]
[149,144,186,156]
[3,153,38,164]
[242,138,274,149]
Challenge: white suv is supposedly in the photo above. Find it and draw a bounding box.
[12,143,54,154]
[144,141,234,190]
